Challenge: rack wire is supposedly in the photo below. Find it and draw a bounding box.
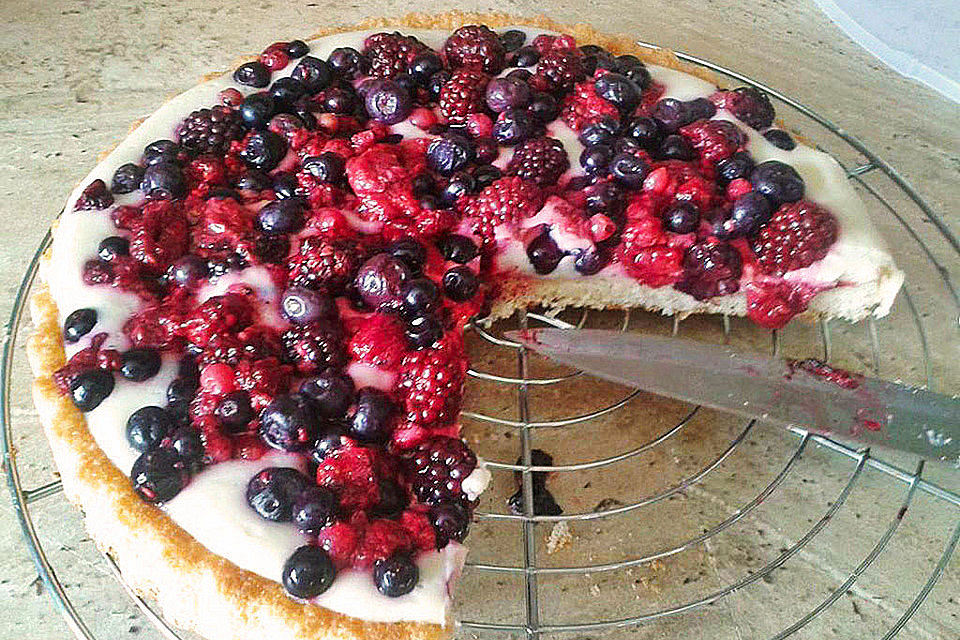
[3,47,959,640]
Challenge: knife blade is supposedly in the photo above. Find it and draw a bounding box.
[505,328,959,465]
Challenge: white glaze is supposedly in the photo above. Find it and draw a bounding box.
[47,25,900,626]
[461,461,492,502]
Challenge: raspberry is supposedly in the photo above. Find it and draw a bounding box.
[348,314,408,369]
[181,293,255,345]
[197,333,245,366]
[458,176,544,240]
[674,240,743,300]
[52,333,108,394]
[506,137,570,187]
[712,87,775,130]
[560,80,620,131]
[443,25,506,74]
[316,445,396,512]
[352,518,415,569]
[396,336,467,427]
[75,179,113,211]
[346,144,419,195]
[439,68,490,125]
[129,200,189,271]
[398,508,436,552]
[745,280,816,329]
[281,321,346,375]
[233,357,291,410]
[405,436,477,506]
[621,244,683,287]
[679,120,743,166]
[192,197,255,254]
[318,520,361,569]
[176,106,244,155]
[287,237,361,293]
[363,32,428,78]
[123,301,185,349]
[751,200,838,275]
[534,48,586,93]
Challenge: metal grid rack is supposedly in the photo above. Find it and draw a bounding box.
[3,46,959,640]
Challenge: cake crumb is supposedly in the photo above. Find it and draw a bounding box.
[590,583,601,596]
[545,521,573,553]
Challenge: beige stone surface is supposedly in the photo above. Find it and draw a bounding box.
[1,1,957,639]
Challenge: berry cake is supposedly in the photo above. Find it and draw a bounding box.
[28,12,903,640]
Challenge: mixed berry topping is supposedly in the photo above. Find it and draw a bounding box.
[57,25,845,601]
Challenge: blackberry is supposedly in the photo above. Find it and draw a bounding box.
[535,48,586,93]
[287,237,361,293]
[405,436,477,506]
[506,137,570,187]
[674,240,743,300]
[439,68,490,125]
[752,200,838,275]
[363,32,428,78]
[176,106,244,155]
[443,25,507,74]
[281,321,346,375]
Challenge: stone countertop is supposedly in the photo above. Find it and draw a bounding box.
[1,1,957,639]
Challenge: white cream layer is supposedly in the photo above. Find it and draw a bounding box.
[47,25,896,625]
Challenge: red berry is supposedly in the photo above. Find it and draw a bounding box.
[200,363,236,395]
[128,200,190,270]
[287,237,361,293]
[534,48,586,93]
[316,446,392,512]
[589,213,617,242]
[712,87,775,130]
[726,178,753,200]
[560,80,620,131]
[458,176,544,240]
[181,293,255,345]
[348,314,408,369]
[396,337,467,428]
[443,25,507,74]
[353,518,414,569]
[752,200,838,275]
[317,520,361,569]
[363,32,428,78]
[679,119,743,166]
[506,137,570,187]
[259,48,290,72]
[745,280,816,329]
[439,68,490,125]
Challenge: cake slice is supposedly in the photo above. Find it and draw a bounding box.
[29,12,902,640]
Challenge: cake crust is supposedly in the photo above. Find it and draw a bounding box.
[29,10,900,640]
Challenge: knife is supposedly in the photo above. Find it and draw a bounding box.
[505,328,960,465]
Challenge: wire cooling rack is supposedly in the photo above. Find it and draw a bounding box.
[3,47,959,640]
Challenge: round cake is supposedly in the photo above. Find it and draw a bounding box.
[28,11,903,640]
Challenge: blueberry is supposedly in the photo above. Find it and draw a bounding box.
[574,248,610,275]
[472,164,502,189]
[427,135,473,175]
[293,486,337,534]
[143,140,185,166]
[716,151,755,184]
[526,91,559,122]
[373,479,408,518]
[328,47,365,79]
[282,545,336,598]
[166,377,197,415]
[594,73,641,112]
[580,144,613,175]
[620,62,652,90]
[526,230,564,275]
[493,108,538,145]
[408,52,443,82]
[652,98,690,132]
[430,503,470,546]
[120,348,162,382]
[393,74,418,93]
[388,238,427,273]
[234,61,271,87]
[281,287,335,325]
[246,466,311,521]
[240,93,277,129]
[374,554,419,597]
[291,56,333,93]
[140,162,186,199]
[111,163,144,194]
[624,116,662,149]
[284,39,309,58]
[609,153,649,188]
[442,266,479,301]
[763,129,796,150]
[215,391,254,431]
[686,97,717,122]
[131,447,189,503]
[168,427,203,472]
[585,182,625,216]
[427,70,451,100]
[69,369,114,412]
[436,234,478,264]
[401,278,440,314]
[405,313,444,349]
[662,202,701,234]
[349,387,396,444]
[272,172,299,199]
[578,117,619,147]
[309,422,347,463]
[126,406,173,452]
[485,77,531,113]
[256,197,306,234]
[441,172,476,206]
[505,68,533,83]
[511,46,539,67]
[364,80,412,125]
[167,254,209,287]
[750,160,804,205]
[500,29,526,52]
[235,169,273,192]
[318,87,357,114]
[64,308,97,343]
[299,370,355,419]
[657,134,695,161]
[260,394,322,451]
[269,77,307,109]
[302,152,345,183]
[241,130,287,172]
[355,254,410,310]
[717,192,773,238]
